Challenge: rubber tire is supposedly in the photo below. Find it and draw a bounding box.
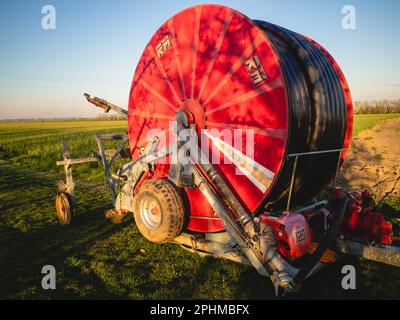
[55,192,73,225]
[133,179,185,243]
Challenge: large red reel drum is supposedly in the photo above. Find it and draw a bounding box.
[128,4,353,233]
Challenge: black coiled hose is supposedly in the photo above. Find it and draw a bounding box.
[254,21,348,211]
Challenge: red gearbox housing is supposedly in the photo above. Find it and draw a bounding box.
[341,189,393,245]
[260,211,311,258]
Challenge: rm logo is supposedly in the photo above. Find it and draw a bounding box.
[156,35,171,58]
[245,54,267,86]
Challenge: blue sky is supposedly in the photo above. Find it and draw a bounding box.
[0,0,399,119]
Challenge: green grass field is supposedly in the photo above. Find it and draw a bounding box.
[351,114,400,136]
[0,115,399,299]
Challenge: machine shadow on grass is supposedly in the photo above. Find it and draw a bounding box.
[0,164,123,298]
[0,163,272,299]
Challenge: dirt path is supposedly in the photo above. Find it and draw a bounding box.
[339,118,400,203]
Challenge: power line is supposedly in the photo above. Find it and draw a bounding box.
[0,73,127,85]
[0,84,83,90]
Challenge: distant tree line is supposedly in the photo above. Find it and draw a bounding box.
[354,99,400,114]
[94,113,126,120]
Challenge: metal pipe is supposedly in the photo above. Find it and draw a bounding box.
[95,134,128,140]
[259,223,298,290]
[286,155,299,211]
[84,93,128,118]
[336,239,400,268]
[287,148,348,157]
[196,160,257,239]
[173,112,297,290]
[191,164,270,277]
[331,149,343,191]
[295,200,328,214]
[95,134,116,202]
[108,138,128,169]
[192,162,300,292]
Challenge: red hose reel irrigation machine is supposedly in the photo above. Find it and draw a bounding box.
[55,5,399,295]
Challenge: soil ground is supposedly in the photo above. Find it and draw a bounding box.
[339,118,400,204]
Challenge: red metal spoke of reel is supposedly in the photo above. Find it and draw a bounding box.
[128,75,176,156]
[130,110,175,121]
[195,7,234,101]
[167,19,187,101]
[199,16,265,107]
[206,122,286,140]
[204,77,283,116]
[137,79,177,111]
[190,6,201,98]
[146,46,182,105]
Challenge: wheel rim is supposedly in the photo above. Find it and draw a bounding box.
[139,194,162,229]
[55,193,72,225]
